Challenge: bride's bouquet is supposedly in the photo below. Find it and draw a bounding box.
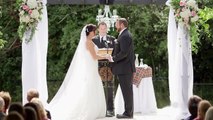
[18,0,43,43]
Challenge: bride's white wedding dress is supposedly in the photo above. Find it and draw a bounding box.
[48,26,106,120]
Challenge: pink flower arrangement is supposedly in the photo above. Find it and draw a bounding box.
[22,5,29,11]
[179,1,186,6]
[18,0,43,43]
[171,0,199,28]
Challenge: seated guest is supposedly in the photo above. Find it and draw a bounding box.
[0,97,6,120]
[24,106,38,120]
[8,102,25,119]
[0,91,11,114]
[27,88,51,119]
[194,100,212,120]
[24,102,42,120]
[5,111,24,120]
[31,98,50,120]
[27,88,39,102]
[205,106,213,120]
[185,95,202,120]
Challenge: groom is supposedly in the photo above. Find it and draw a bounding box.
[108,18,136,119]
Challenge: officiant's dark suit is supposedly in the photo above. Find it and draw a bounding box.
[111,18,136,119]
[92,35,114,48]
[92,22,115,117]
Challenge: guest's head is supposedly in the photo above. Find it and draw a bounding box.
[8,102,25,118]
[5,111,24,120]
[197,100,212,120]
[116,18,128,32]
[86,24,97,38]
[27,88,39,102]
[0,97,5,112]
[98,21,108,36]
[24,102,42,120]
[205,106,213,120]
[0,91,11,113]
[24,106,38,120]
[31,98,47,119]
[188,95,202,118]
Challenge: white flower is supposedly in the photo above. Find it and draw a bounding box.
[30,9,40,19]
[20,15,30,23]
[186,0,196,8]
[191,15,199,22]
[27,0,38,9]
[180,8,191,19]
[193,5,199,11]
[19,10,25,16]
[37,5,43,10]
[30,18,35,23]
[37,2,43,8]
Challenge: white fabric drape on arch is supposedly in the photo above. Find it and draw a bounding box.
[22,0,48,105]
[166,0,179,107]
[166,0,193,118]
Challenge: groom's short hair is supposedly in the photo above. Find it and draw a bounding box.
[117,18,128,28]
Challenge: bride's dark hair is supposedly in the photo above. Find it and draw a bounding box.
[85,24,97,36]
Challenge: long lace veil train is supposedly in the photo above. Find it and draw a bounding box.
[49,26,87,104]
[47,26,91,120]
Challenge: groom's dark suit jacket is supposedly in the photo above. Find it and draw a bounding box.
[112,29,136,75]
[111,28,135,116]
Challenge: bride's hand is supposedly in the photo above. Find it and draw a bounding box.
[105,54,114,62]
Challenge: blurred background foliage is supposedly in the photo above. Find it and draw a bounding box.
[0,0,213,107]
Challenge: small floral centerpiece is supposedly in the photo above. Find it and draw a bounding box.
[18,0,43,43]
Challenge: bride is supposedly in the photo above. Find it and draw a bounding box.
[48,24,107,120]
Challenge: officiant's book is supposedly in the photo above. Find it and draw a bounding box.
[97,48,113,55]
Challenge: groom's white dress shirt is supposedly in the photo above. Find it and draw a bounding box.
[119,28,127,36]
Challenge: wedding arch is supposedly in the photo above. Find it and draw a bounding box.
[21,0,194,119]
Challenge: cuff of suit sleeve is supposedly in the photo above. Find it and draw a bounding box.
[111,56,114,62]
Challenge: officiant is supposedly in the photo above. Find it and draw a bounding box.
[92,21,115,117]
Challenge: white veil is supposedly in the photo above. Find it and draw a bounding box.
[48,25,88,106]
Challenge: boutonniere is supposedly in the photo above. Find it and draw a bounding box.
[114,39,118,44]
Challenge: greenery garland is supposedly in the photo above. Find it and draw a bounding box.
[18,0,43,43]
